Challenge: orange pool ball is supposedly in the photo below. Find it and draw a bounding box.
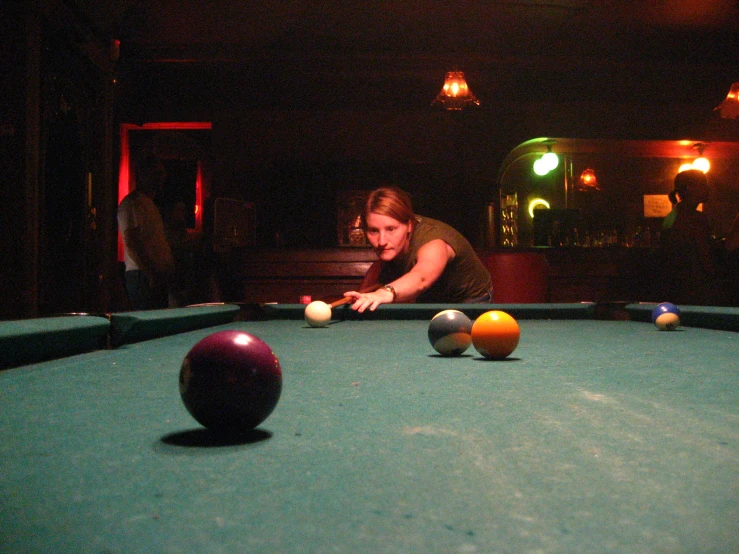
[471,310,520,359]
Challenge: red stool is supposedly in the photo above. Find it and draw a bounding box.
[483,252,549,303]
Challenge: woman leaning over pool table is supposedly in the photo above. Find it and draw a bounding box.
[344,187,493,312]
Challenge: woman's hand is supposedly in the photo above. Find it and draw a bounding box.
[343,287,394,312]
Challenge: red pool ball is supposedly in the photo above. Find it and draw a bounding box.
[179,330,282,434]
[471,310,520,359]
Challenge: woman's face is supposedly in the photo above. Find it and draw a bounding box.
[365,212,412,261]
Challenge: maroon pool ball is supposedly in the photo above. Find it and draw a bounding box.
[179,330,282,434]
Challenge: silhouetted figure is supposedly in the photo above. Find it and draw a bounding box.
[659,170,731,305]
[117,155,175,310]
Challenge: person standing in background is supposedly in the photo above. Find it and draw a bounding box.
[117,154,175,310]
[660,170,733,305]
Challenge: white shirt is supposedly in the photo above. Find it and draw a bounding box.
[117,190,174,274]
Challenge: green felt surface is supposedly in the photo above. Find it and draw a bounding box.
[1,313,737,553]
[0,315,110,369]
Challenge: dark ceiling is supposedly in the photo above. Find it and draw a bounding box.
[69,0,739,65]
[44,0,738,116]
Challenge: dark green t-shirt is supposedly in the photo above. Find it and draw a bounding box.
[378,216,492,302]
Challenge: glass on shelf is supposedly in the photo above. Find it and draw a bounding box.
[500,193,518,248]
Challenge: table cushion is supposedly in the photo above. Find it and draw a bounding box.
[0,315,110,369]
[109,304,241,346]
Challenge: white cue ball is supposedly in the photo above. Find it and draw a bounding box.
[304,301,332,328]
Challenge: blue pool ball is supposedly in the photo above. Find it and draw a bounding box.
[652,302,681,331]
[652,302,680,321]
[428,309,473,356]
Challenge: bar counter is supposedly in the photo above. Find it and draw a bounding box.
[218,247,661,305]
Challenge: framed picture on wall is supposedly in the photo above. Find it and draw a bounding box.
[337,190,370,247]
[214,198,256,248]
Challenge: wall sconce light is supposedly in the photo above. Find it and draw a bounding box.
[679,143,711,174]
[432,71,480,110]
[692,156,710,173]
[576,168,599,191]
[692,143,710,173]
[533,142,559,176]
[714,82,739,119]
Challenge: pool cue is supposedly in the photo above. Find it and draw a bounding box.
[324,283,384,308]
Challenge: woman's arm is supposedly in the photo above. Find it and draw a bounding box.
[344,239,454,312]
[393,239,454,301]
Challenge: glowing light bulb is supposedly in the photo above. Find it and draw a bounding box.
[541,152,559,171]
[692,157,710,173]
[533,158,549,176]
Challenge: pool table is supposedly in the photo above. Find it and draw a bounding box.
[1,303,737,553]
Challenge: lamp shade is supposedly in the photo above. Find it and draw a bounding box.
[715,82,739,119]
[432,71,480,110]
[576,168,599,190]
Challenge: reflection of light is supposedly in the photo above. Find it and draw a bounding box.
[528,198,550,218]
[678,163,694,173]
[234,334,251,346]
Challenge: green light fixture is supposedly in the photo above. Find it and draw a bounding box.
[533,142,558,176]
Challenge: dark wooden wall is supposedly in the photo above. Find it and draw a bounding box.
[2,2,738,318]
[116,54,739,249]
[1,2,34,320]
